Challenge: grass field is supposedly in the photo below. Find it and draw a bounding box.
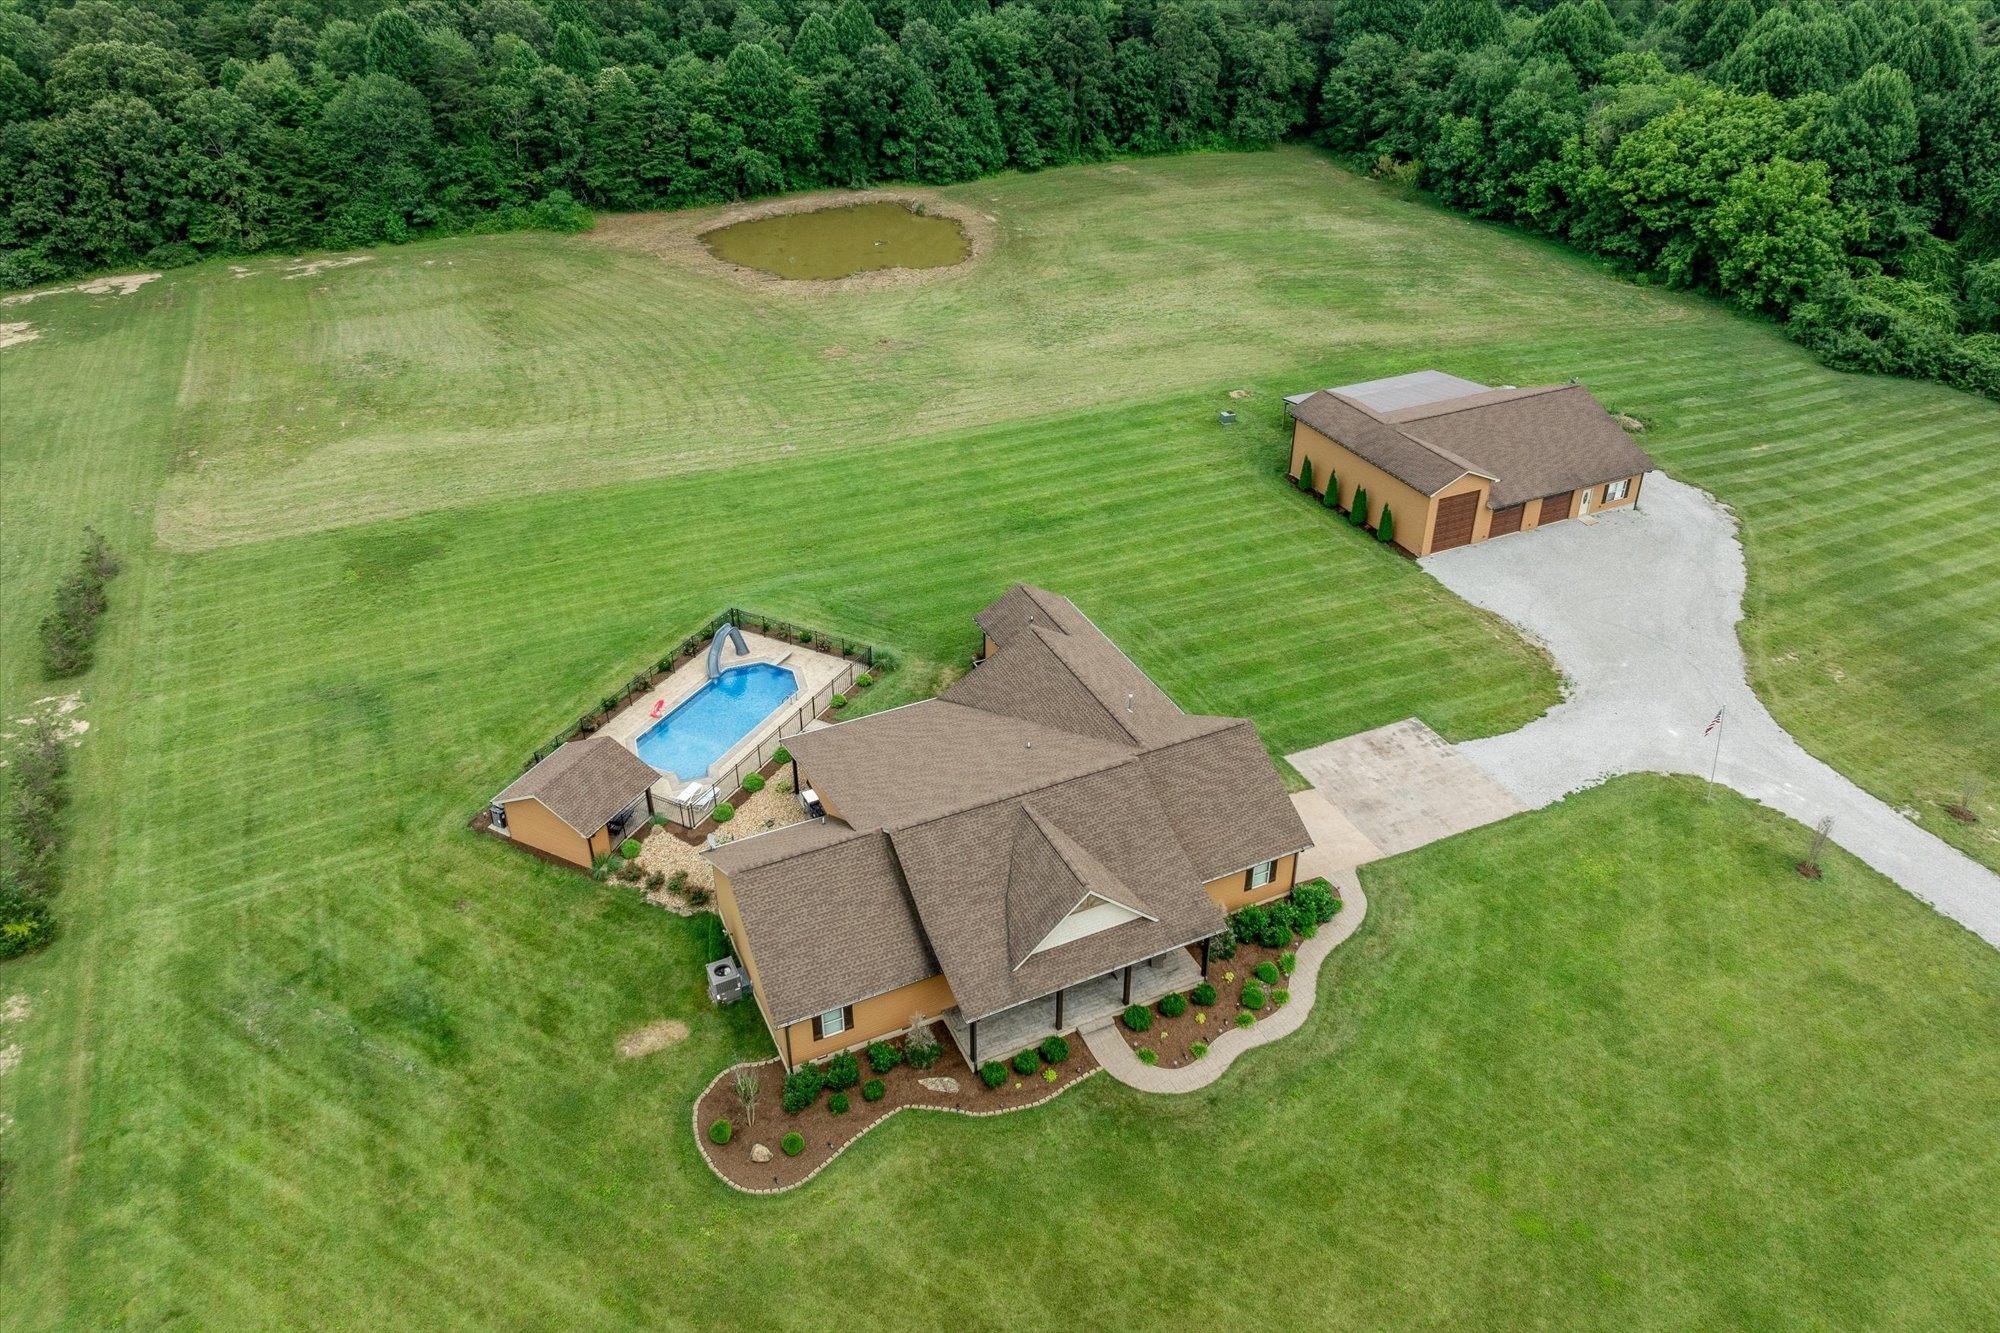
[2,147,1998,1327]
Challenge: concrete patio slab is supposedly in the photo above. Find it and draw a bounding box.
[1291,790,1382,877]
[1286,719,1524,859]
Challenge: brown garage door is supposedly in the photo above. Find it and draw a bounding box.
[1431,491,1480,552]
[1489,504,1525,538]
[1539,490,1574,525]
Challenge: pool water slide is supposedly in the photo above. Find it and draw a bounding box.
[707,622,748,679]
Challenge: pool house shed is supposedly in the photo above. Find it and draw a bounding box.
[490,737,659,868]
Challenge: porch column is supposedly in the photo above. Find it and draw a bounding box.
[969,1020,978,1067]
[1054,988,1065,1032]
[645,787,656,816]
[1201,936,1211,978]
[1121,965,1133,1005]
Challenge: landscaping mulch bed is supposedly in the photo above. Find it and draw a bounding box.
[1117,937,1301,1070]
[696,1023,1098,1194]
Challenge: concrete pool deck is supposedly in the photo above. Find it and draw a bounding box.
[599,629,852,799]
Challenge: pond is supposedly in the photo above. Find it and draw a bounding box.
[700,202,970,280]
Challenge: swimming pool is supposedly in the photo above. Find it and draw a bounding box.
[635,663,798,779]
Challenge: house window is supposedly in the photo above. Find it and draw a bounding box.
[812,1006,851,1040]
[1603,478,1630,503]
[1248,859,1277,890]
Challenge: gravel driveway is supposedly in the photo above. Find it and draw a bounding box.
[1421,474,2000,948]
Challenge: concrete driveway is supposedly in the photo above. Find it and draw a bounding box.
[1419,473,2000,948]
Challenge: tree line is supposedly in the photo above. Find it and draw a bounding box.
[1,0,1995,396]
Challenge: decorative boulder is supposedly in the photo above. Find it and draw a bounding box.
[749,1143,772,1163]
[918,1076,960,1095]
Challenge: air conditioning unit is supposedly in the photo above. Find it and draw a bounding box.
[706,956,746,1006]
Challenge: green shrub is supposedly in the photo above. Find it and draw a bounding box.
[782,1132,805,1156]
[905,1022,942,1069]
[1297,455,1314,492]
[1350,486,1370,527]
[1190,1041,1209,1059]
[773,746,792,766]
[1122,1004,1153,1032]
[1378,505,1396,544]
[712,802,735,823]
[1136,1048,1159,1065]
[866,1040,903,1074]
[1208,925,1238,961]
[1241,983,1267,1009]
[980,1060,1008,1088]
[781,1066,823,1114]
[822,1051,860,1091]
[1253,961,1280,986]
[1323,471,1339,508]
[871,648,898,673]
[1273,989,1291,1006]
[1236,1011,1256,1028]
[830,693,848,710]
[0,897,55,960]
[1039,1034,1069,1065]
[1254,904,1293,949]
[1012,1048,1041,1076]
[1234,904,1268,941]
[1293,878,1339,924]
[620,838,642,858]
[1158,991,1188,1018]
[708,1119,732,1145]
[828,1092,850,1115]
[1190,982,1218,1006]
[862,1078,886,1102]
[854,672,873,687]
[742,774,765,793]
[1278,951,1297,976]
[648,813,668,827]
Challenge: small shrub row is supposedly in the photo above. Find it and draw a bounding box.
[1122,1004,1153,1033]
[829,1092,850,1115]
[862,1078,886,1103]
[867,1040,902,1074]
[39,528,121,677]
[1190,982,1218,1007]
[1241,983,1268,1009]
[742,774,766,794]
[980,1060,1008,1088]
[1292,878,1340,925]
[1252,961,1280,986]
[1158,991,1188,1019]
[1039,1034,1069,1065]
[1012,1047,1040,1077]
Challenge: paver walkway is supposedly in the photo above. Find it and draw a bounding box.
[1083,868,1369,1093]
[1419,474,2000,947]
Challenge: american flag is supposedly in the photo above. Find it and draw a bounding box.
[1704,708,1724,737]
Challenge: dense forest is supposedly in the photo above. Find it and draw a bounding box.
[1,0,1995,394]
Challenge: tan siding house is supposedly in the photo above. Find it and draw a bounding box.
[491,737,660,868]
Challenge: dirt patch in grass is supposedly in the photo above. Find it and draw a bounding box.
[0,1044,19,1075]
[696,1022,1097,1193]
[3,272,160,305]
[1,995,26,1025]
[0,322,38,349]
[590,189,998,295]
[617,1019,690,1059]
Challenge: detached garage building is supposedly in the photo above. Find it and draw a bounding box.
[1285,371,1655,556]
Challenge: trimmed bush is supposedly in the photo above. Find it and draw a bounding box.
[1043,1067,1058,1082]
[979,1060,1008,1088]
[1273,989,1291,1006]
[830,693,848,709]
[620,838,643,859]
[1278,951,1297,976]
[781,1066,823,1115]
[708,1119,732,1146]
[1158,991,1188,1018]
[1122,1004,1153,1033]
[1135,1048,1159,1065]
[1255,905,1293,949]
[1350,486,1370,528]
[772,746,792,766]
[1012,1048,1041,1076]
[1190,982,1218,1006]
[854,672,873,688]
[866,1040,903,1074]
[1234,904,1268,941]
[1253,961,1280,986]
[1190,1041,1209,1059]
[1378,505,1396,544]
[1236,1011,1256,1028]
[822,1051,860,1091]
[1039,1034,1069,1065]
[1293,878,1339,924]
[781,1132,805,1156]
[1297,455,1314,492]
[1208,925,1238,961]
[862,1078,886,1102]
[828,1092,850,1115]
[1323,471,1339,508]
[742,773,765,793]
[1241,983,1267,1009]
[712,802,735,823]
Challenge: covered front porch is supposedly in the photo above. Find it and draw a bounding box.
[941,945,1205,1067]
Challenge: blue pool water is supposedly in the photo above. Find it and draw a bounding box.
[635,663,798,779]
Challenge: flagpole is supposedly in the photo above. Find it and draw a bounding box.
[1706,706,1725,801]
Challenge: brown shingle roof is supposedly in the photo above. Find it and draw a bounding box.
[1138,720,1313,881]
[1004,806,1155,970]
[1288,378,1654,509]
[494,737,659,836]
[717,824,938,1027]
[974,583,1092,648]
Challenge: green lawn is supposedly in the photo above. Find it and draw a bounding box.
[3,147,1999,1327]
